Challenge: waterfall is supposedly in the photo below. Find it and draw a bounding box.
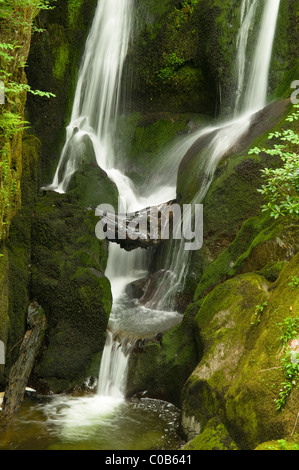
[97,331,133,398]
[49,0,281,403]
[143,0,281,312]
[48,0,133,193]
[243,0,281,113]
[234,0,258,114]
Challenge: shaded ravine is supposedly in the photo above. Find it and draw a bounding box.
[49,0,185,405]
[35,0,282,446]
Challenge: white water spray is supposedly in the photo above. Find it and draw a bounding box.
[97,331,133,398]
[234,0,258,114]
[243,0,281,113]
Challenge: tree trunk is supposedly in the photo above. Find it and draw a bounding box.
[1,302,46,419]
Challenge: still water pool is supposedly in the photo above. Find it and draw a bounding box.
[0,394,184,450]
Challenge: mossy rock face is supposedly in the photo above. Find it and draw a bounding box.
[270,0,299,100]
[127,0,297,116]
[182,417,238,450]
[30,191,112,393]
[0,135,41,387]
[181,253,299,449]
[0,249,10,383]
[127,0,216,115]
[0,7,36,243]
[255,439,299,451]
[193,216,299,301]
[26,0,98,184]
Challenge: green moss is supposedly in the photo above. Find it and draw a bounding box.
[0,134,41,381]
[68,159,119,210]
[255,439,299,451]
[53,42,70,80]
[270,0,299,100]
[115,113,193,185]
[193,215,269,299]
[0,248,10,383]
[0,4,37,243]
[183,417,239,450]
[30,192,112,391]
[128,0,216,114]
[67,0,85,28]
[182,253,299,449]
[256,261,287,283]
[194,215,298,301]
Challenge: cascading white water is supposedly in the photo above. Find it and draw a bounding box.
[143,0,281,312]
[97,331,133,398]
[234,0,259,114]
[49,0,133,193]
[48,0,181,400]
[243,0,281,113]
[50,0,281,405]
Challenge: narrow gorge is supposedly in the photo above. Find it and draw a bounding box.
[0,0,298,452]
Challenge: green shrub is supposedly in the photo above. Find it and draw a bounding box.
[249,105,299,220]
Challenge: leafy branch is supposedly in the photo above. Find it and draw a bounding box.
[249,105,299,220]
[275,317,299,411]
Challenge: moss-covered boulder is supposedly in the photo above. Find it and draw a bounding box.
[67,150,119,211]
[182,417,238,450]
[181,252,299,449]
[255,439,299,451]
[30,191,112,393]
[193,215,299,301]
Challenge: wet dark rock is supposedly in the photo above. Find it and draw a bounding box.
[96,200,176,251]
[125,278,149,299]
[30,191,112,393]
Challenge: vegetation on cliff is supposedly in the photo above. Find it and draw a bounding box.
[0,0,55,243]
